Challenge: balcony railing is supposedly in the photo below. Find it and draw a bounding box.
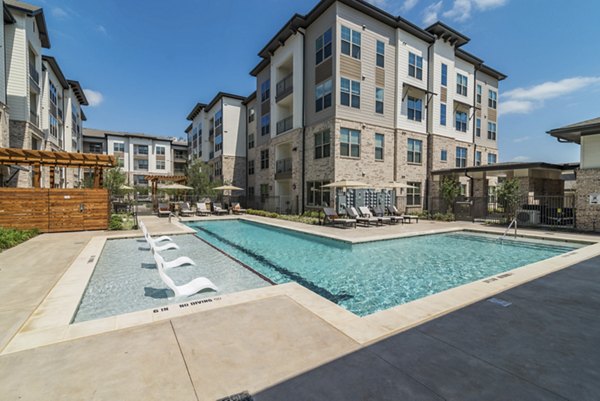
[276,74,293,102]
[29,64,39,84]
[209,151,214,159]
[58,108,63,120]
[275,158,293,180]
[276,116,293,135]
[209,128,214,138]
[215,125,223,136]
[29,111,38,127]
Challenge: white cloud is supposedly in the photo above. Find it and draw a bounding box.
[501,76,600,115]
[364,0,391,8]
[84,89,104,107]
[513,135,530,143]
[51,7,69,19]
[472,0,507,10]
[96,25,107,35]
[401,0,420,12]
[422,1,443,25]
[510,156,531,162]
[443,0,472,22]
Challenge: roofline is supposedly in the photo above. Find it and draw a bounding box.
[83,129,176,143]
[205,92,246,111]
[431,162,576,175]
[242,91,257,105]
[425,21,470,47]
[185,123,192,134]
[5,2,50,48]
[3,4,16,23]
[250,58,271,77]
[547,120,600,144]
[186,102,207,121]
[80,109,87,121]
[456,49,507,81]
[67,80,89,106]
[42,55,69,89]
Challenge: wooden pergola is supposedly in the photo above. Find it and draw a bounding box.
[145,174,187,198]
[0,148,116,188]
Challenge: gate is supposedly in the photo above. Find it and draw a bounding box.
[0,188,109,233]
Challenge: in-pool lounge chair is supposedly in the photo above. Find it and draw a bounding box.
[346,206,379,227]
[150,248,195,270]
[146,233,179,252]
[323,207,357,228]
[232,202,247,215]
[179,202,194,217]
[153,252,218,298]
[387,205,419,224]
[158,203,171,218]
[361,206,392,225]
[196,202,211,216]
[140,221,173,244]
[212,203,229,215]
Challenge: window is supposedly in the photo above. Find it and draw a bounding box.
[260,184,269,202]
[316,28,332,64]
[214,110,223,128]
[248,134,255,149]
[375,88,384,114]
[408,52,423,80]
[248,186,255,198]
[488,122,497,140]
[488,153,497,165]
[315,79,332,112]
[314,130,331,159]
[134,145,148,155]
[307,181,331,207]
[488,90,497,109]
[134,175,148,186]
[375,133,384,161]
[117,157,124,168]
[456,73,468,96]
[156,160,166,170]
[156,145,165,155]
[475,151,482,166]
[406,182,421,206]
[49,115,58,137]
[340,77,360,108]
[136,159,148,170]
[476,84,482,104]
[441,149,447,161]
[248,108,255,123]
[114,142,124,152]
[376,40,385,68]
[341,26,361,59]
[50,82,57,105]
[440,103,447,126]
[260,149,269,169]
[89,143,102,154]
[407,96,422,121]
[456,147,467,168]
[340,128,360,157]
[455,111,468,132]
[215,135,223,152]
[407,138,422,164]
[441,63,447,86]
[476,118,481,137]
[260,80,270,102]
[248,160,255,175]
[213,160,222,177]
[261,114,270,136]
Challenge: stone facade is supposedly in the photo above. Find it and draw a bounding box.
[575,168,600,232]
[7,120,45,187]
[222,155,247,189]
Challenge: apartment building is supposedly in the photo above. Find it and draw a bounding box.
[186,92,247,189]
[0,0,90,188]
[242,0,505,213]
[83,128,188,187]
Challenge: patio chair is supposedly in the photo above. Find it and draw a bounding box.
[232,202,247,215]
[157,203,171,218]
[323,207,356,228]
[346,206,379,227]
[180,202,194,217]
[361,206,392,225]
[153,252,218,298]
[196,202,211,216]
[373,205,398,224]
[212,202,229,215]
[150,247,195,270]
[387,205,419,224]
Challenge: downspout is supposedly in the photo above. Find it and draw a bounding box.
[425,40,434,211]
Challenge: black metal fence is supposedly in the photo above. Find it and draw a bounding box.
[427,194,577,229]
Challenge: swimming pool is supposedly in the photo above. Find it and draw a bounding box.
[189,220,581,316]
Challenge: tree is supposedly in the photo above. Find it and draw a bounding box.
[103,167,126,198]
[187,159,218,198]
[440,176,461,213]
[497,178,521,219]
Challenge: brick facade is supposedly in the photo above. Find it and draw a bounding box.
[575,168,600,232]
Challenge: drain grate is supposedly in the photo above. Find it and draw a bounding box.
[488,297,512,307]
[87,255,96,264]
[217,392,254,401]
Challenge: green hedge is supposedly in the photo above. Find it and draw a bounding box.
[0,227,39,252]
[246,209,321,225]
[109,214,136,231]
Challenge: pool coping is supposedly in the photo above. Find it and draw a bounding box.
[3,217,600,355]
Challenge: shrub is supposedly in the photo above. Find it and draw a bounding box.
[432,212,455,222]
[0,227,39,252]
[109,215,124,230]
[246,209,320,225]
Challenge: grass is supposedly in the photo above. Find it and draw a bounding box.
[0,227,39,252]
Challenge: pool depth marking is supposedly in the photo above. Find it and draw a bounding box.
[195,225,354,304]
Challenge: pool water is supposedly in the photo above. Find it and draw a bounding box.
[189,220,580,317]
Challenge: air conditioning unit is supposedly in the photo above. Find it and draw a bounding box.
[516,209,541,226]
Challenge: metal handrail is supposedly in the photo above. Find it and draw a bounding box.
[500,217,518,240]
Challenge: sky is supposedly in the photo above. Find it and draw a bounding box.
[41,0,600,164]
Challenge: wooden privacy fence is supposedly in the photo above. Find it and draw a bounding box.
[0,188,110,232]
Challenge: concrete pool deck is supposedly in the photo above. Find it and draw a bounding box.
[1,215,599,400]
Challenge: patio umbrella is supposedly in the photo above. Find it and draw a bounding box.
[321,180,369,188]
[213,185,244,191]
[383,182,418,189]
[157,183,194,190]
[119,184,134,190]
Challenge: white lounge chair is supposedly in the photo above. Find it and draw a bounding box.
[360,206,392,225]
[150,248,195,270]
[139,222,172,243]
[196,202,211,216]
[153,252,218,298]
[145,233,179,252]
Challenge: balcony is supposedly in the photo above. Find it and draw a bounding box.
[275,158,292,180]
[209,151,214,160]
[215,125,223,136]
[29,111,38,127]
[58,108,63,121]
[276,116,293,135]
[209,128,214,139]
[29,64,39,85]
[276,74,293,102]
